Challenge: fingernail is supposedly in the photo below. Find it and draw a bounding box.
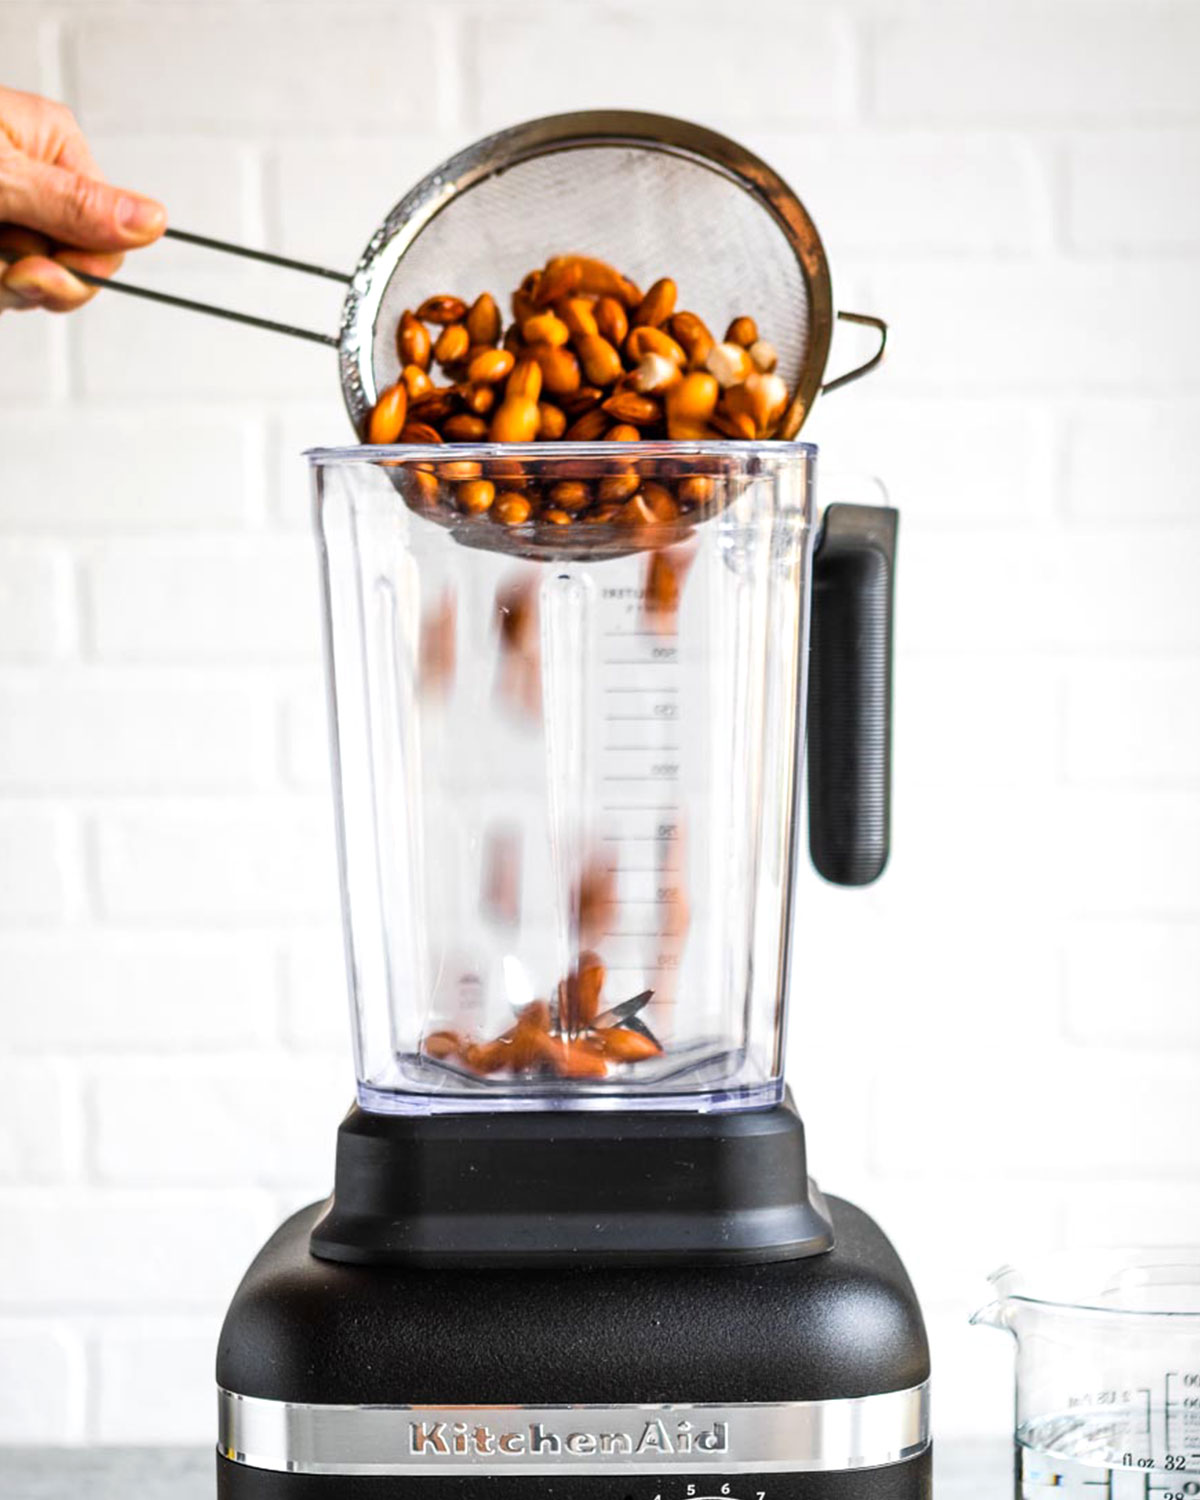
[3,272,45,305]
[118,196,166,237]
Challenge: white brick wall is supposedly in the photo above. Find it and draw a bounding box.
[1,0,1198,1453]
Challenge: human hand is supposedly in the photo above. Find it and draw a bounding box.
[0,85,165,313]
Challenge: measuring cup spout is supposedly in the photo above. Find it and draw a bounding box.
[970,1299,1016,1335]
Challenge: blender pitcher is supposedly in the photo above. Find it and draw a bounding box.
[313,439,889,1117]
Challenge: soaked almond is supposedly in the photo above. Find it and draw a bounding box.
[411,468,441,504]
[465,291,501,346]
[563,407,609,441]
[542,507,572,526]
[570,255,636,303]
[490,396,540,443]
[549,479,590,511]
[456,477,495,513]
[575,953,606,1026]
[668,311,715,367]
[601,1027,662,1062]
[506,357,544,403]
[434,323,469,365]
[535,257,585,304]
[460,383,496,415]
[642,481,680,522]
[399,421,444,444]
[575,333,623,387]
[660,372,717,426]
[678,474,715,507]
[494,490,532,526]
[619,493,657,527]
[711,407,757,441]
[423,1030,462,1060]
[467,347,515,385]
[593,295,628,347]
[626,326,687,365]
[417,294,468,325]
[402,363,433,400]
[559,385,603,417]
[725,315,758,347]
[532,343,582,395]
[604,423,641,442]
[410,389,456,424]
[598,472,641,504]
[398,310,431,371]
[442,413,489,442]
[439,460,484,481]
[537,402,567,439]
[559,297,599,339]
[632,277,676,328]
[522,311,570,347]
[645,549,682,616]
[367,382,408,444]
[601,390,661,426]
[464,1039,511,1074]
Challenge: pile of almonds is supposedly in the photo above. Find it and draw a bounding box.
[423,953,661,1080]
[366,254,789,530]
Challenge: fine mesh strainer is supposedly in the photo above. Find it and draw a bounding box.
[75,111,885,439]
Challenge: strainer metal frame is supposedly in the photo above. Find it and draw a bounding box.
[339,110,853,441]
[68,111,886,440]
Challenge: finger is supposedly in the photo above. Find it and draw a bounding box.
[53,125,106,184]
[0,224,52,260]
[2,254,99,312]
[55,246,125,280]
[0,282,33,313]
[2,156,165,252]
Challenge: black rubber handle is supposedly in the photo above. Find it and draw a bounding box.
[806,503,898,886]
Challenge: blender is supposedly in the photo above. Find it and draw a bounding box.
[196,114,929,1498]
[215,439,927,1497]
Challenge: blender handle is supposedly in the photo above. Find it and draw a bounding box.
[806,503,897,886]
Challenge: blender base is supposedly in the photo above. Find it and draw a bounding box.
[217,1190,931,1498]
[216,1456,932,1498]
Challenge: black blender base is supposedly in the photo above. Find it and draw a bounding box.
[217,1192,931,1499]
[217,1454,932,1498]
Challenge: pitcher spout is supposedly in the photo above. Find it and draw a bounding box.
[970,1298,1016,1335]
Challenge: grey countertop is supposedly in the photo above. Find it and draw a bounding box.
[0,1442,1009,1498]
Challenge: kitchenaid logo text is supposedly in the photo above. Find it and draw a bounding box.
[408,1418,730,1460]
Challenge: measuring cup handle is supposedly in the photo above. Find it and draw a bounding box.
[806,503,897,886]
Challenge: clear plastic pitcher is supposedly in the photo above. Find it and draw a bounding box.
[974,1250,1200,1496]
[312,439,891,1116]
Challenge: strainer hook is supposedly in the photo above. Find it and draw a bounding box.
[821,312,888,395]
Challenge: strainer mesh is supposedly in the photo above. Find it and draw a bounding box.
[368,145,812,400]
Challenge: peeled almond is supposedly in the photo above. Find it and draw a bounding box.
[705,341,753,388]
[631,352,682,395]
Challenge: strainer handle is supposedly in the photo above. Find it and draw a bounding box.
[821,312,888,394]
[66,227,348,349]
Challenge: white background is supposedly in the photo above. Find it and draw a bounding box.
[1,0,1199,1449]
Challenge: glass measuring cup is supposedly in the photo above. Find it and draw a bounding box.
[313,441,817,1114]
[974,1250,1200,1498]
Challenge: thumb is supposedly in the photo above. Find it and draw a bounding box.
[2,154,165,252]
